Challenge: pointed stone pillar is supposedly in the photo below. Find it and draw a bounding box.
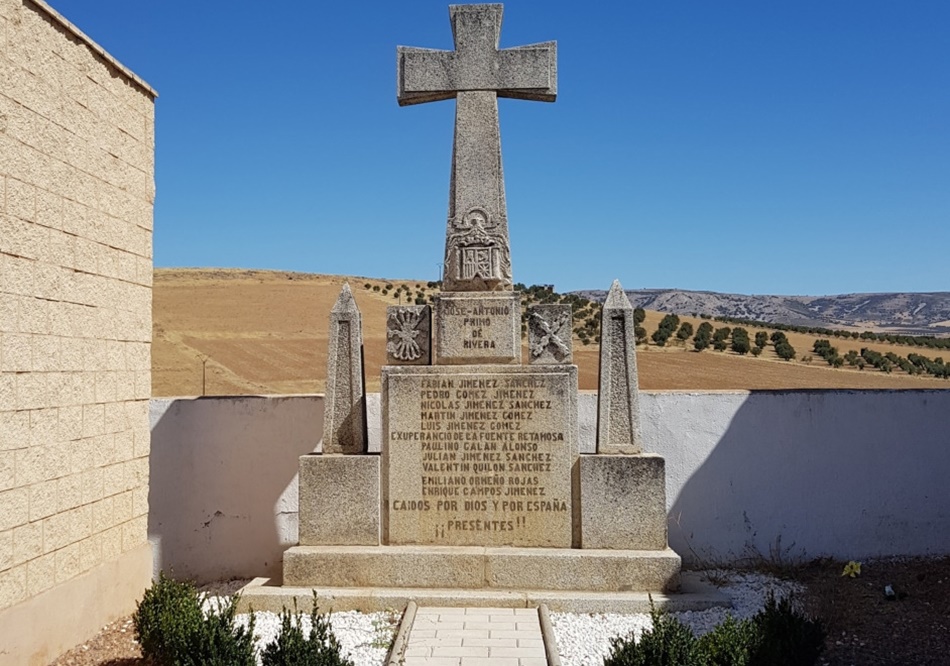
[321,283,366,455]
[299,283,379,546]
[596,279,642,453]
[583,279,667,550]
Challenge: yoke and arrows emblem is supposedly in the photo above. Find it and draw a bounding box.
[529,309,571,360]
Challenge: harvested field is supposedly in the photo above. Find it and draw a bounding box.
[153,269,949,396]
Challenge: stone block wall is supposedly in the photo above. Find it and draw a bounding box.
[0,1,155,662]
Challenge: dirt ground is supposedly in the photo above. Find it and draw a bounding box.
[50,557,950,665]
[797,556,950,665]
[152,269,949,396]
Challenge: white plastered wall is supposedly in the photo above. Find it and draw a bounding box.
[149,390,950,580]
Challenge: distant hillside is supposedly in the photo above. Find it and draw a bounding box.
[573,289,950,337]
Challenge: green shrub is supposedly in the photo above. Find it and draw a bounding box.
[604,593,824,666]
[133,573,256,666]
[260,595,353,666]
[605,605,699,666]
[133,573,205,665]
[182,595,256,666]
[696,615,756,666]
[746,593,825,666]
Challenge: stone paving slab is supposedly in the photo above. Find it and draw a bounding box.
[402,606,550,666]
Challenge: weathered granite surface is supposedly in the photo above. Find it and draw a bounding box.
[282,545,679,593]
[298,455,380,546]
[597,280,643,453]
[322,283,367,454]
[528,304,572,365]
[382,364,578,547]
[580,454,667,550]
[386,305,432,365]
[434,292,521,364]
[397,4,556,291]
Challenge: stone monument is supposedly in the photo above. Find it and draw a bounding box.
[246,3,685,613]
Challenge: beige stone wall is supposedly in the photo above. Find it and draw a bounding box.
[0,0,155,659]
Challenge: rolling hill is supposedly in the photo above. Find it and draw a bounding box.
[152,269,949,397]
[574,288,950,336]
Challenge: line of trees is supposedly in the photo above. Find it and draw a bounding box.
[730,327,751,355]
[810,339,950,379]
[490,285,948,381]
[812,340,844,368]
[708,314,950,350]
[651,314,681,347]
[771,331,797,361]
[693,322,714,351]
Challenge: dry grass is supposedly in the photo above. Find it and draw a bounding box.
[152,269,949,397]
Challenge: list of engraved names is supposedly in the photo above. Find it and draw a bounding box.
[386,370,575,547]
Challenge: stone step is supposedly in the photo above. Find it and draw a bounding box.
[282,544,681,592]
[236,572,729,615]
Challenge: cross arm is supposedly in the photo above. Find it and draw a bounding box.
[397,47,459,106]
[397,41,557,106]
[495,41,557,102]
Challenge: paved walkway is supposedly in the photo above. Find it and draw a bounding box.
[402,606,550,665]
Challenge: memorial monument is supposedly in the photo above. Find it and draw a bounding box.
[245,3,684,612]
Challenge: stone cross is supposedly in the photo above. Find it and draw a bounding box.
[397,4,556,292]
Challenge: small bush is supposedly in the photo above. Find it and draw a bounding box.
[261,594,353,666]
[133,573,256,666]
[747,593,825,666]
[134,573,205,664]
[183,595,256,666]
[696,615,756,666]
[605,593,824,666]
[605,605,698,666]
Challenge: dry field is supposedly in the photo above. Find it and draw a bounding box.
[152,269,949,397]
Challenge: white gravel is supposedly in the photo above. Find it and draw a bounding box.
[198,571,802,666]
[235,608,396,666]
[550,571,805,666]
[198,581,397,666]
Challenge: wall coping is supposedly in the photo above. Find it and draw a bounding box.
[151,387,950,401]
[28,0,158,98]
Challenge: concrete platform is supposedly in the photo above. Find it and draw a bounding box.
[282,545,681,592]
[236,572,730,615]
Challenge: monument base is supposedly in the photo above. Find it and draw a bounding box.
[580,454,668,550]
[298,455,380,546]
[236,570,730,614]
[282,544,680,592]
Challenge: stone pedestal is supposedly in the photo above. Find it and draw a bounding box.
[298,455,380,546]
[580,454,667,550]
[381,364,578,547]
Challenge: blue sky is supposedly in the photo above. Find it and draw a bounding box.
[51,1,948,295]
